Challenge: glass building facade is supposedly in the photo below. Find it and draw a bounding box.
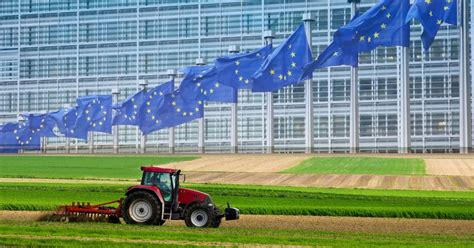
[0,0,471,153]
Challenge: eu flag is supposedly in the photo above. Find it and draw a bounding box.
[49,108,89,140]
[113,90,146,126]
[0,122,20,152]
[251,23,313,92]
[23,113,57,137]
[215,45,273,90]
[406,0,457,50]
[0,122,41,151]
[140,88,204,134]
[334,0,410,53]
[76,95,113,134]
[180,65,238,103]
[137,81,175,135]
[300,42,358,81]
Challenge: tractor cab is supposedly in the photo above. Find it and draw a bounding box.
[140,166,178,202]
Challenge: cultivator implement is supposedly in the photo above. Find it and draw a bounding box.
[49,199,123,223]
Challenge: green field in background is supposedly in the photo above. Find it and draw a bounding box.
[2,182,473,220]
[0,155,197,179]
[284,157,426,175]
[0,221,472,248]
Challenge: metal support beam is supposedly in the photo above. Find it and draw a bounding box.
[112,87,120,154]
[303,13,314,154]
[399,47,411,153]
[41,137,47,154]
[229,45,240,153]
[349,2,359,154]
[263,30,274,154]
[88,132,94,154]
[65,137,70,154]
[139,81,148,154]
[460,0,472,153]
[196,58,206,154]
[167,69,177,154]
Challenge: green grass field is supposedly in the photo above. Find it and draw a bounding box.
[0,221,472,247]
[285,157,426,175]
[0,155,197,179]
[2,182,473,219]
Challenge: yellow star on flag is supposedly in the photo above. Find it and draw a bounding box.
[290,52,296,57]
[359,36,365,41]
[381,23,386,29]
[386,13,391,18]
[235,61,240,66]
[291,62,296,67]
[270,69,275,75]
[374,32,380,38]
[279,74,283,80]
[425,0,431,3]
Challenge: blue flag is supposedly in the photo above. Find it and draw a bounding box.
[300,42,358,81]
[0,122,40,151]
[334,0,410,53]
[137,81,175,135]
[76,95,113,134]
[113,90,146,126]
[251,23,313,92]
[23,113,57,138]
[406,0,457,50]
[215,45,273,90]
[140,88,204,134]
[180,65,238,103]
[48,108,88,140]
[0,122,20,153]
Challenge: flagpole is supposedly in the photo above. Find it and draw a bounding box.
[229,45,240,154]
[112,87,119,154]
[139,81,148,154]
[263,30,274,154]
[349,1,360,154]
[399,46,411,154]
[196,58,206,154]
[459,0,472,153]
[303,13,314,154]
[167,69,177,154]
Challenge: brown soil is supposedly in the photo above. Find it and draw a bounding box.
[425,158,474,176]
[185,172,474,191]
[164,154,311,172]
[1,172,473,191]
[2,211,473,236]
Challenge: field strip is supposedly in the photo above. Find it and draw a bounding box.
[0,234,306,248]
[0,178,137,184]
[184,172,474,191]
[163,154,311,172]
[425,158,474,176]
[1,211,473,236]
[1,171,473,191]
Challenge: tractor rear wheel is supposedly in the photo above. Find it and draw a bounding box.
[122,191,163,225]
[185,205,214,228]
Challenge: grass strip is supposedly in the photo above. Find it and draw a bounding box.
[0,220,472,247]
[0,155,197,179]
[284,157,426,175]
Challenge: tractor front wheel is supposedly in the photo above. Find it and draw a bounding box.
[122,191,163,225]
[185,205,214,228]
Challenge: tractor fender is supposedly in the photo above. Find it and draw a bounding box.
[125,185,165,221]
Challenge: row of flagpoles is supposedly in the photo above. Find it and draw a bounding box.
[0,0,470,154]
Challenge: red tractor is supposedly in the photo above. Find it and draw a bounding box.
[51,166,239,228]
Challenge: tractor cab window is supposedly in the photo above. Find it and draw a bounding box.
[142,172,173,202]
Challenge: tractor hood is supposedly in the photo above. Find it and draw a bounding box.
[178,188,212,205]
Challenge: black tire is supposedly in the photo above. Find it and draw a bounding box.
[211,217,221,228]
[122,191,162,225]
[185,205,214,228]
